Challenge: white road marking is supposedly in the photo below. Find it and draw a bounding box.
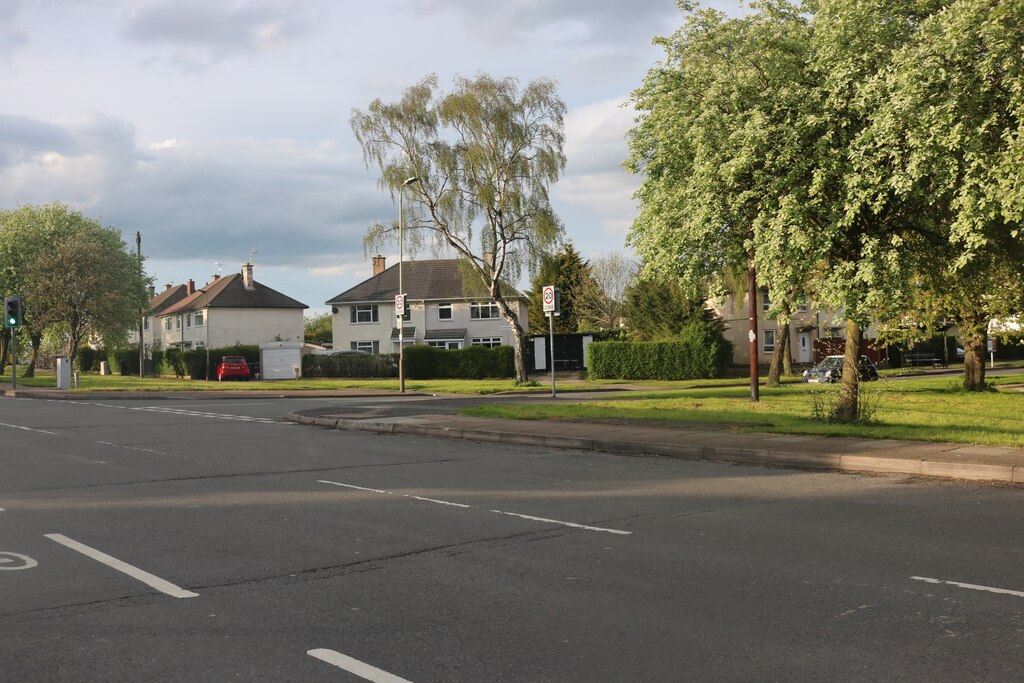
[318,480,631,535]
[491,510,631,535]
[911,576,1024,598]
[307,649,413,683]
[319,480,391,495]
[0,552,38,570]
[45,534,198,599]
[0,422,57,435]
[130,406,287,424]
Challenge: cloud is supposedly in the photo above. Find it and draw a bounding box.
[122,0,325,70]
[0,0,29,61]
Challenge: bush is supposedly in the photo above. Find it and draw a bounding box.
[589,321,733,380]
[404,344,514,379]
[302,352,398,378]
[79,347,108,373]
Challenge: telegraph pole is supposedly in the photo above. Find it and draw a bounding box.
[137,231,144,378]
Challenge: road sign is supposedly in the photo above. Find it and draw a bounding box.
[394,293,406,318]
[542,285,559,313]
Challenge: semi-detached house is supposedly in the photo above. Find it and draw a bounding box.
[326,257,529,353]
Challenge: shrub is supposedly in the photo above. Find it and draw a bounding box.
[302,353,398,378]
[404,344,514,379]
[79,347,108,373]
[589,321,733,380]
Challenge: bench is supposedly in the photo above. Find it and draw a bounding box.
[903,353,944,368]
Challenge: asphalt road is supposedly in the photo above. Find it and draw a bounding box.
[2,395,1023,681]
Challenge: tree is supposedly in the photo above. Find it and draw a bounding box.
[622,275,710,341]
[304,311,333,344]
[0,204,149,371]
[575,253,636,331]
[527,242,597,333]
[352,74,566,383]
[857,0,1024,389]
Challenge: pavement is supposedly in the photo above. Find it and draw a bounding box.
[6,378,1023,485]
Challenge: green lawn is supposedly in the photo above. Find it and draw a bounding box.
[461,374,1024,448]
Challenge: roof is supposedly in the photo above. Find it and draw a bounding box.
[424,328,467,340]
[326,259,525,305]
[160,273,307,315]
[145,284,188,316]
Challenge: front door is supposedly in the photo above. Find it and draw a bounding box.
[798,333,811,363]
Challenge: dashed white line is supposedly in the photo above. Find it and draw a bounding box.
[130,406,287,424]
[45,534,198,599]
[307,649,413,683]
[317,480,631,535]
[911,576,1024,598]
[0,422,57,435]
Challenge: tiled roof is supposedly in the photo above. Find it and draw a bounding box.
[326,259,525,305]
[389,326,416,340]
[145,284,188,316]
[424,328,467,340]
[161,273,307,315]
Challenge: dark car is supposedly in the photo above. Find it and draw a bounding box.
[216,355,251,381]
[802,355,879,383]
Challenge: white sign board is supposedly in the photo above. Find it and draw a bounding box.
[542,285,556,312]
[394,294,406,317]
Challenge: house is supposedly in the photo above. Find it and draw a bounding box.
[326,257,529,353]
[137,263,307,354]
[711,289,887,367]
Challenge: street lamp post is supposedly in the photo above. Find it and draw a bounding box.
[398,176,419,394]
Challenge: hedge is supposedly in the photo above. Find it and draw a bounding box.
[302,353,398,378]
[404,344,514,379]
[589,323,733,380]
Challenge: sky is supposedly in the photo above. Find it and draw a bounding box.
[1,0,742,314]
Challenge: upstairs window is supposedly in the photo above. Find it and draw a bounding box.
[195,311,205,327]
[760,288,771,312]
[164,318,172,331]
[143,318,149,331]
[437,302,452,320]
[470,302,500,320]
[186,313,192,328]
[350,305,379,323]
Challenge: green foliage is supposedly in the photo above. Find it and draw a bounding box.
[302,353,398,378]
[527,242,598,333]
[351,73,567,383]
[589,321,733,380]
[304,312,333,344]
[404,344,514,379]
[622,275,711,341]
[78,347,108,373]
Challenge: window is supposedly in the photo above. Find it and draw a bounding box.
[427,340,463,350]
[437,302,452,320]
[796,294,808,313]
[195,311,204,327]
[350,305,379,323]
[164,318,172,331]
[143,318,149,331]
[760,288,771,312]
[471,337,502,348]
[470,302,500,319]
[764,329,777,353]
[175,316,181,330]
[186,313,192,328]
[351,340,379,353]
[195,341,205,348]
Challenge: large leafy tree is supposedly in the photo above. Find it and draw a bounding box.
[304,312,333,344]
[0,203,148,372]
[858,0,1024,389]
[352,74,566,383]
[527,242,596,333]
[575,253,636,331]
[622,274,710,342]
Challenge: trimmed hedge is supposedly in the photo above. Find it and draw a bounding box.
[404,344,514,379]
[302,353,398,378]
[589,322,733,380]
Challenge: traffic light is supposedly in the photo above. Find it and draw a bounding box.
[4,296,22,329]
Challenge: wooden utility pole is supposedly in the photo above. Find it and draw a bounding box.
[137,231,144,378]
[748,258,759,402]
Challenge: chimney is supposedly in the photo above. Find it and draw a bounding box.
[164,283,173,291]
[372,255,386,276]
[241,262,254,289]
[147,285,155,298]
[210,273,220,284]
[187,279,195,295]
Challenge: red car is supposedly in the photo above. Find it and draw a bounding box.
[216,356,251,381]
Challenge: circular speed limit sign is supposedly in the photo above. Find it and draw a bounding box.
[542,285,555,311]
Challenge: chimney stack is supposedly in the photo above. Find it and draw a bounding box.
[187,279,195,295]
[164,283,173,291]
[147,285,156,298]
[242,263,254,289]
[372,255,386,276]
[210,273,220,283]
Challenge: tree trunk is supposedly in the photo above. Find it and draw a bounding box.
[0,332,8,375]
[961,313,987,391]
[766,319,791,387]
[493,293,528,384]
[836,319,862,421]
[22,332,41,378]
[782,329,793,376]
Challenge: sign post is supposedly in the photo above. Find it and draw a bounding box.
[395,293,407,392]
[542,286,560,397]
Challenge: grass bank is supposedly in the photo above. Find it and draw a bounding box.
[461,374,1024,448]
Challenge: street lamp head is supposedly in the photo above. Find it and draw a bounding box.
[403,176,420,186]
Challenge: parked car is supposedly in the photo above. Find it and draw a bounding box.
[802,355,879,383]
[216,355,252,381]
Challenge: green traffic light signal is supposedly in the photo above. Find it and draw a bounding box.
[4,296,22,329]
